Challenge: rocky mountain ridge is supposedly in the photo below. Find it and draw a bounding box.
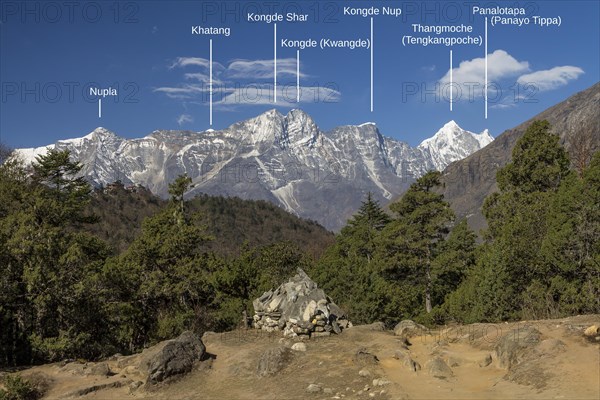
[16,109,493,230]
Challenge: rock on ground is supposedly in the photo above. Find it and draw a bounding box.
[353,348,379,365]
[359,368,372,377]
[367,322,386,331]
[256,346,293,377]
[306,383,322,393]
[426,357,453,379]
[291,342,307,352]
[394,350,421,372]
[584,325,600,342]
[87,362,112,377]
[373,378,390,386]
[494,326,541,369]
[140,331,206,385]
[394,320,427,338]
[478,354,493,368]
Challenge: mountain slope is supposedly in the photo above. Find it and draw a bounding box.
[16,110,492,231]
[86,184,334,257]
[441,82,600,233]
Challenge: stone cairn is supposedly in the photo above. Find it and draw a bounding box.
[252,268,351,340]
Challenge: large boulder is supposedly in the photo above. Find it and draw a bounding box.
[253,268,348,338]
[426,357,453,379]
[393,320,427,338]
[394,350,421,372]
[256,346,293,377]
[140,331,206,385]
[494,326,541,370]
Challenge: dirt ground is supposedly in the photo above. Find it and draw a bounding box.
[10,314,600,400]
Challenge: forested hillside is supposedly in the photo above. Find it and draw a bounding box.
[0,120,598,372]
[86,184,333,257]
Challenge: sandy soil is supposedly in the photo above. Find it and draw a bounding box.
[9,315,600,400]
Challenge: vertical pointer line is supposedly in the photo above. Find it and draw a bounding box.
[210,39,213,126]
[98,99,102,118]
[485,17,488,119]
[296,50,300,103]
[450,49,453,111]
[370,17,373,112]
[274,23,277,103]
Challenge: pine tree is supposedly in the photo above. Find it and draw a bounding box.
[103,191,213,349]
[0,156,30,366]
[341,192,391,262]
[212,241,311,330]
[496,120,570,193]
[431,219,476,307]
[1,151,112,363]
[168,174,193,215]
[539,151,600,314]
[473,120,573,320]
[312,192,391,324]
[31,149,93,225]
[377,171,454,314]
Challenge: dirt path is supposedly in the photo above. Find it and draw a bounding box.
[10,315,600,400]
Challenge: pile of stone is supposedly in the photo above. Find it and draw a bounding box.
[252,268,350,339]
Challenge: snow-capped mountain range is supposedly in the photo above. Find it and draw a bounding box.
[15,109,493,231]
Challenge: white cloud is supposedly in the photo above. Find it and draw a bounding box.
[156,56,328,108]
[177,114,194,126]
[226,59,305,79]
[184,72,209,82]
[154,84,204,99]
[169,57,224,70]
[440,49,529,88]
[217,85,340,107]
[183,72,225,86]
[517,66,584,91]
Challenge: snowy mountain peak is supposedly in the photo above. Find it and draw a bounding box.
[285,109,319,145]
[14,111,492,231]
[430,120,465,139]
[258,108,284,121]
[56,127,117,145]
[417,121,493,171]
[472,129,494,148]
[286,108,315,125]
[442,120,459,129]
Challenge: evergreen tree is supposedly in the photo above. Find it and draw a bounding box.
[31,149,94,226]
[168,174,193,215]
[377,171,454,314]
[496,120,570,193]
[103,178,213,349]
[312,192,392,324]
[0,156,31,366]
[452,120,574,321]
[340,192,391,262]
[538,151,600,315]
[0,151,112,364]
[431,219,477,308]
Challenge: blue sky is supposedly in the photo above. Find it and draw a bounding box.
[1,0,598,148]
